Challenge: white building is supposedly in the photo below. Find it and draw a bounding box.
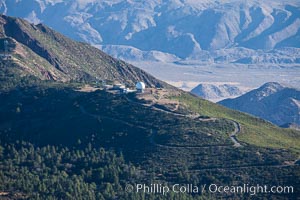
[136,82,146,93]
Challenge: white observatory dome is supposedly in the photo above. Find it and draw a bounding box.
[135,82,146,90]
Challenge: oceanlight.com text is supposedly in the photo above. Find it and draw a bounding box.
[125,183,294,196]
[208,183,294,195]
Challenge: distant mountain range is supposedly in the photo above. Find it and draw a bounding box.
[219,82,300,127]
[191,83,244,102]
[0,0,299,63]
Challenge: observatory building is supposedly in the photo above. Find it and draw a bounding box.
[135,82,145,93]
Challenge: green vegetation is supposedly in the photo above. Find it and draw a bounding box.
[0,61,83,92]
[0,141,134,200]
[0,83,299,199]
[173,93,300,152]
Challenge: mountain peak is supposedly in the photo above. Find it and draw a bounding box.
[255,82,284,99]
[261,82,283,89]
[219,82,300,126]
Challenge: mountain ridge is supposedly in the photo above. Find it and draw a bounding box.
[219,82,300,127]
[0,14,299,153]
[0,14,167,88]
[0,0,299,61]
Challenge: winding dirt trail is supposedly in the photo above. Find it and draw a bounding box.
[230,121,242,147]
[78,98,299,171]
[125,95,242,148]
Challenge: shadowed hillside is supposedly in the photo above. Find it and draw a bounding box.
[219,82,300,127]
